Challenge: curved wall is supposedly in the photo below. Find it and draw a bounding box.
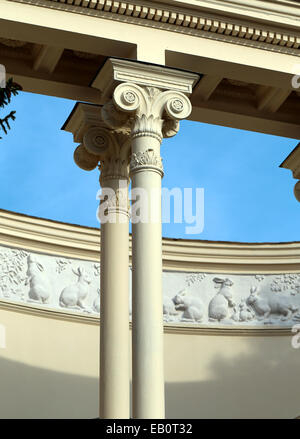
[0,209,300,419]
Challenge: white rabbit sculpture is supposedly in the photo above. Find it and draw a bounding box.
[172,289,204,322]
[25,254,51,304]
[59,267,91,310]
[163,296,179,322]
[230,305,240,322]
[247,286,298,321]
[208,278,235,322]
[238,299,255,322]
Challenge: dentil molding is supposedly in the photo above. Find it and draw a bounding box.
[10,0,300,57]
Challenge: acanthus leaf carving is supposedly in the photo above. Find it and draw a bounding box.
[129,149,164,176]
[99,156,129,184]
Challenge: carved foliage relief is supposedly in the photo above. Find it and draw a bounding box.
[1,244,300,326]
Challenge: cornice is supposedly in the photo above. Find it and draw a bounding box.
[0,297,293,335]
[0,209,100,261]
[1,209,300,273]
[162,239,300,273]
[10,0,300,57]
[165,1,300,27]
[91,58,199,98]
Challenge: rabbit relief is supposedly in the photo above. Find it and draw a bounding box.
[93,289,100,313]
[238,299,255,322]
[163,296,179,322]
[208,278,235,322]
[247,286,298,321]
[25,254,51,304]
[230,305,240,322]
[59,267,91,311]
[172,290,204,323]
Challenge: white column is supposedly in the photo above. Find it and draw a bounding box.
[74,126,131,419]
[99,172,130,419]
[130,135,165,419]
[110,83,192,419]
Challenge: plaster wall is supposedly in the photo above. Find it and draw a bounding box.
[0,304,299,418]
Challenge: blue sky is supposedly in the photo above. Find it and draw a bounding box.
[1,91,299,243]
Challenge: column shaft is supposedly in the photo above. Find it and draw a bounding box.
[100,179,130,419]
[131,137,165,419]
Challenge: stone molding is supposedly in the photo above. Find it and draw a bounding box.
[92,58,199,100]
[11,0,300,56]
[0,297,295,336]
[0,209,100,261]
[2,209,300,272]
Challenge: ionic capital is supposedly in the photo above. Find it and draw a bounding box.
[102,83,192,142]
[280,142,300,203]
[62,103,131,217]
[73,126,130,183]
[294,181,300,202]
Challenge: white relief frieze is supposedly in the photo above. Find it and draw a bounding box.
[1,244,300,327]
[0,246,101,315]
[162,271,300,326]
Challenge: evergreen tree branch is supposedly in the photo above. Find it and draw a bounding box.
[0,78,22,139]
